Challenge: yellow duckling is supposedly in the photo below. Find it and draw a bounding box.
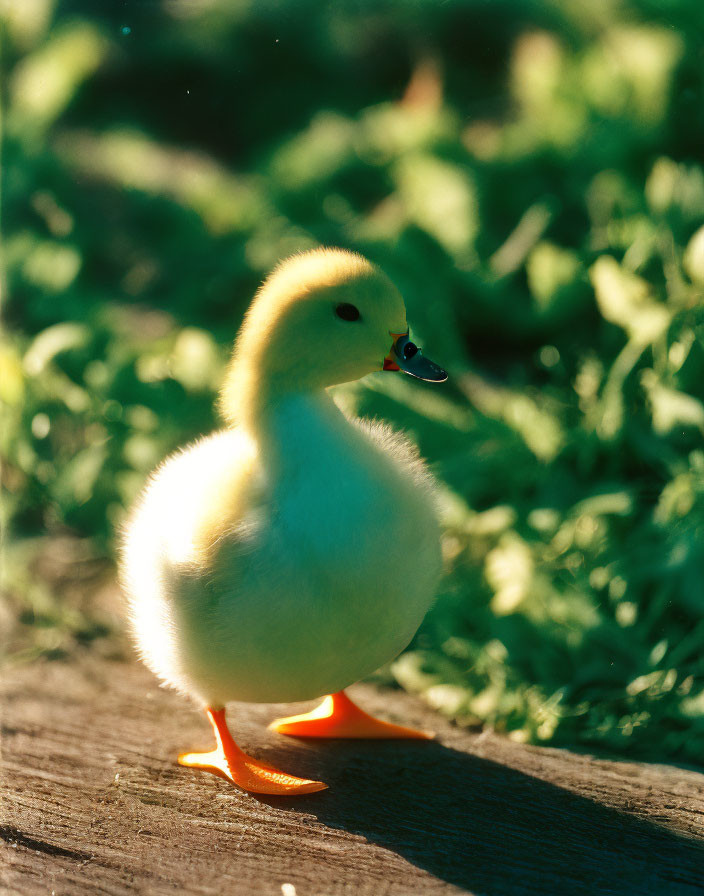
[120,248,447,795]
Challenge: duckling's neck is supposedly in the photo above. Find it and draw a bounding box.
[220,352,325,434]
[248,389,345,477]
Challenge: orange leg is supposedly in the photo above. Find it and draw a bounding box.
[269,690,434,740]
[178,708,327,795]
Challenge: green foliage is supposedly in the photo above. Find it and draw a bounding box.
[2,0,704,762]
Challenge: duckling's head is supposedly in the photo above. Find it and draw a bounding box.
[221,248,445,424]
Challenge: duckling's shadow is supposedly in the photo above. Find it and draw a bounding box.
[258,738,704,895]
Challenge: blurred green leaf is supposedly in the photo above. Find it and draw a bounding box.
[9,22,108,129]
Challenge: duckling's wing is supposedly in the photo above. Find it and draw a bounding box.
[119,427,266,699]
[122,428,262,574]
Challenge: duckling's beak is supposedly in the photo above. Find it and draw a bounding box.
[383,331,448,382]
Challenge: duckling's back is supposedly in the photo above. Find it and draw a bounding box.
[120,428,260,695]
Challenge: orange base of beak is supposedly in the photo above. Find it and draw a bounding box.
[383,358,400,371]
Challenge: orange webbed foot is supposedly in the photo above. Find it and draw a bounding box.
[178,708,327,795]
[269,690,434,740]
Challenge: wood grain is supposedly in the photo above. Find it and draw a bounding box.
[2,656,704,895]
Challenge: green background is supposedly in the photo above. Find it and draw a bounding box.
[3,0,704,763]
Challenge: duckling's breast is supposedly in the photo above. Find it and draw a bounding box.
[131,394,442,706]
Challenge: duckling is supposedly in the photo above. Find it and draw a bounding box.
[120,248,447,795]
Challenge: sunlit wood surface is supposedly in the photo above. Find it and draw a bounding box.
[2,657,704,895]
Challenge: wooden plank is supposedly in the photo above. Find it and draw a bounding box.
[1,656,704,895]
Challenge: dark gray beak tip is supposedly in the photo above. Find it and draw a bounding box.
[393,335,448,383]
[416,359,449,383]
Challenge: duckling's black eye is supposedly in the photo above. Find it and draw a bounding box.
[335,302,360,322]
